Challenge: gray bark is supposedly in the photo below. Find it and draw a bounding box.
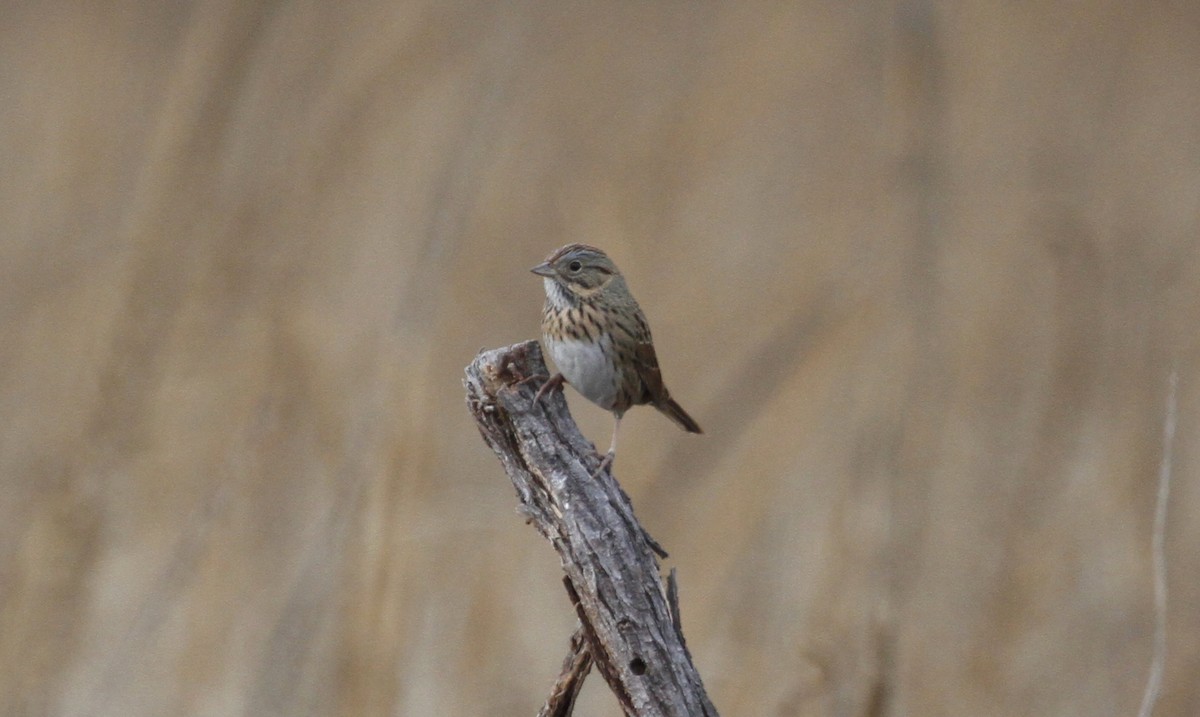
[464,341,719,717]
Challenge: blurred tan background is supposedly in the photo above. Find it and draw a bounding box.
[2,2,1199,715]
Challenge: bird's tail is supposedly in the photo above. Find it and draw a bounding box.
[655,397,703,434]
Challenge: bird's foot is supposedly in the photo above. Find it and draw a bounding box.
[509,369,545,388]
[589,449,615,479]
[531,372,565,404]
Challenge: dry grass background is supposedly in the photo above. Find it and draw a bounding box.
[2,2,1199,715]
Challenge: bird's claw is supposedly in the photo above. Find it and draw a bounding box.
[589,450,615,479]
[532,373,565,404]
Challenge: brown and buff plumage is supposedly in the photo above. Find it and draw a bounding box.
[531,244,701,474]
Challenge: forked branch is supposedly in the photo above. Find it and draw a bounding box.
[465,341,718,717]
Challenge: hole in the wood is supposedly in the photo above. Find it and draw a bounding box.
[629,657,646,675]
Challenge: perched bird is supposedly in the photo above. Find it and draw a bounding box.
[531,243,702,475]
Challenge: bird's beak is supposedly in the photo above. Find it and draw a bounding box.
[530,262,555,277]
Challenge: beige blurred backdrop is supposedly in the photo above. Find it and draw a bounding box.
[3,2,1199,715]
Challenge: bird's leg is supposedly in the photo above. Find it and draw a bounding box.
[512,365,549,388]
[531,372,565,403]
[591,413,621,478]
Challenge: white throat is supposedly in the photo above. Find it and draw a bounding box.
[543,277,576,309]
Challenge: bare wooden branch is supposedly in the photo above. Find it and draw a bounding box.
[667,569,685,647]
[537,622,592,717]
[465,341,719,717]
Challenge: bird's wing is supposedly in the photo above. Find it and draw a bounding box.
[633,339,669,403]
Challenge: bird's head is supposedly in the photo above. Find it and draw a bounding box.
[531,244,621,298]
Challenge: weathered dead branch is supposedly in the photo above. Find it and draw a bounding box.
[465,341,718,717]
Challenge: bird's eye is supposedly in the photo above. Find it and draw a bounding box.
[568,260,582,272]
